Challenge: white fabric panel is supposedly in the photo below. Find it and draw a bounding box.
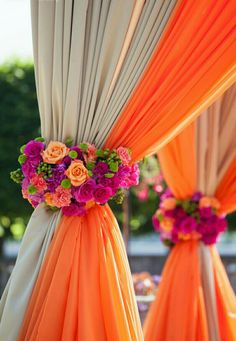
[0,205,61,341]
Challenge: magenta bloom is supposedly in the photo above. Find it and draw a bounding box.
[70,146,84,160]
[93,185,112,204]
[62,203,86,216]
[93,162,109,177]
[199,207,213,219]
[22,160,37,178]
[179,216,197,233]
[127,164,140,187]
[160,188,173,201]
[24,140,44,162]
[29,193,44,208]
[152,215,160,232]
[74,179,96,202]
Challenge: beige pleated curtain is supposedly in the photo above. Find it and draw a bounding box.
[0,0,177,339]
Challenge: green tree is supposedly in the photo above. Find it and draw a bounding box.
[0,60,40,238]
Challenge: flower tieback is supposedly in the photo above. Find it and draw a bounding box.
[152,189,227,246]
[10,137,139,216]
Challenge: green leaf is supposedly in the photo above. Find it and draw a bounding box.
[157,213,164,222]
[105,173,114,178]
[68,150,78,159]
[86,162,95,170]
[96,149,104,157]
[34,137,45,142]
[109,161,118,172]
[20,144,26,153]
[61,179,71,189]
[79,143,88,150]
[18,154,27,165]
[65,137,74,146]
[88,170,93,177]
[28,185,36,195]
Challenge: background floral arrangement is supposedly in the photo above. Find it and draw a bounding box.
[152,189,228,246]
[10,138,139,216]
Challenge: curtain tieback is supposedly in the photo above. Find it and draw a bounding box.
[152,189,227,247]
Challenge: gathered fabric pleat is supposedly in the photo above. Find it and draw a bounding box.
[19,205,143,341]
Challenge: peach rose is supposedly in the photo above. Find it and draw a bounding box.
[42,141,69,164]
[117,147,131,165]
[83,143,97,163]
[65,160,89,186]
[44,192,54,206]
[199,196,221,210]
[162,197,176,210]
[52,187,72,208]
[160,218,174,232]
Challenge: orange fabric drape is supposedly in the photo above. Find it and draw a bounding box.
[216,157,236,214]
[106,0,236,161]
[144,106,236,340]
[19,205,142,340]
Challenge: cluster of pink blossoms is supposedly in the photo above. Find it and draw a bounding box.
[152,189,227,246]
[11,138,139,216]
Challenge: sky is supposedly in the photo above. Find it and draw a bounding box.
[0,0,33,63]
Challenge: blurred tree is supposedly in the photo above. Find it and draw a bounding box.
[0,60,40,239]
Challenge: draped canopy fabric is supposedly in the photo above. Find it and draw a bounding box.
[1,0,236,340]
[144,84,236,341]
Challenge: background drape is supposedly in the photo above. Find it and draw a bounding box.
[1,0,236,340]
[144,84,236,341]
[0,1,178,339]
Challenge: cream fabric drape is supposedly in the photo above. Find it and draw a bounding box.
[0,206,61,341]
[196,84,236,340]
[0,0,177,339]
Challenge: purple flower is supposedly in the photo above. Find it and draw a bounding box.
[93,185,112,204]
[191,191,203,202]
[217,217,228,232]
[47,164,66,191]
[63,156,72,167]
[22,160,37,178]
[24,140,44,162]
[93,162,109,177]
[73,179,96,202]
[179,216,197,233]
[62,203,86,216]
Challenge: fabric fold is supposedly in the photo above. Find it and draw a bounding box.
[0,205,61,341]
[19,205,143,341]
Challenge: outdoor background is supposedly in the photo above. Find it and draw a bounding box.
[0,1,236,316]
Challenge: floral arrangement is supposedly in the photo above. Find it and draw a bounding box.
[10,137,139,216]
[152,189,227,246]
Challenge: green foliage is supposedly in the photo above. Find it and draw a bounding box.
[0,60,40,238]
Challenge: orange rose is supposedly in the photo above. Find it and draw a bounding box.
[199,196,221,210]
[65,160,89,186]
[162,197,176,210]
[44,192,54,206]
[42,141,69,164]
[160,218,173,232]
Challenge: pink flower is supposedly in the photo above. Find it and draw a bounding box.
[179,216,197,233]
[93,185,112,204]
[83,143,97,163]
[62,203,86,216]
[52,186,72,208]
[30,174,47,193]
[117,147,131,165]
[73,179,96,202]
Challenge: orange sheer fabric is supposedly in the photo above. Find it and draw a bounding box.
[19,205,142,341]
[144,241,209,341]
[106,0,236,161]
[144,104,236,340]
[216,157,236,214]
